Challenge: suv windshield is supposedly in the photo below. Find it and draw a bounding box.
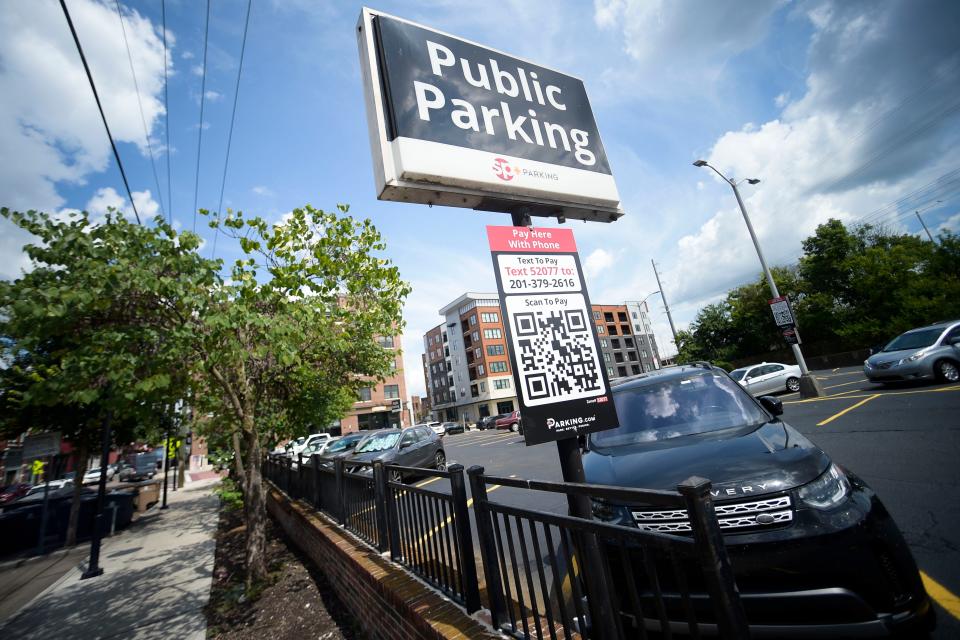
[592,371,769,448]
[883,328,943,352]
[355,432,400,453]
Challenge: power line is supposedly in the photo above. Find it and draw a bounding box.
[162,0,172,226]
[58,0,140,224]
[192,0,211,233]
[212,0,253,260]
[114,0,165,221]
[853,168,960,225]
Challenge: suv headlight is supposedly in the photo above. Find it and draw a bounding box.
[591,498,623,522]
[798,463,851,510]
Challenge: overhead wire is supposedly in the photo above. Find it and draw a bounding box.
[162,0,172,226]
[58,0,140,224]
[114,0,166,222]
[192,0,211,233]
[211,0,253,260]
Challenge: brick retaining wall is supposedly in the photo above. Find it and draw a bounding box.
[267,485,500,640]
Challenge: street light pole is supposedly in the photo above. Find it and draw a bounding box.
[694,160,823,398]
[651,260,679,349]
[915,200,941,243]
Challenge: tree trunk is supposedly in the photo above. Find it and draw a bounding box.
[243,426,267,591]
[65,441,90,547]
[231,430,247,488]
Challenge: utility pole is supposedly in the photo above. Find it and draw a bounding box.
[916,210,935,243]
[651,259,679,351]
[693,159,823,397]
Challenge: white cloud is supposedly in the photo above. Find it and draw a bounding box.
[191,65,204,76]
[774,92,790,108]
[594,0,785,98]
[204,90,221,101]
[0,0,169,275]
[252,185,275,197]
[181,50,194,60]
[584,248,614,278]
[938,212,960,233]
[664,0,960,305]
[84,186,161,224]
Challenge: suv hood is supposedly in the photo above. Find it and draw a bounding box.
[867,348,923,365]
[583,421,829,501]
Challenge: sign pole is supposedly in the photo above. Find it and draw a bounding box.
[81,407,111,580]
[161,429,170,510]
[509,211,619,638]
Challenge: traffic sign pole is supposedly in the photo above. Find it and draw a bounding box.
[161,430,170,510]
[82,408,111,580]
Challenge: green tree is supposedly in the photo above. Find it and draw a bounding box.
[0,208,213,544]
[192,204,409,587]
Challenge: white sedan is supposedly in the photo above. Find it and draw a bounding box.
[83,467,114,484]
[729,362,802,395]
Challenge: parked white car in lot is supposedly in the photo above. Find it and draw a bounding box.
[729,362,802,395]
[82,466,114,484]
[289,433,332,458]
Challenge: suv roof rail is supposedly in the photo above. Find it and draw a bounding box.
[679,360,716,370]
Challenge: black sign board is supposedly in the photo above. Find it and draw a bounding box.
[487,225,618,446]
[782,326,801,345]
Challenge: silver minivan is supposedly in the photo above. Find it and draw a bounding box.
[864,320,960,383]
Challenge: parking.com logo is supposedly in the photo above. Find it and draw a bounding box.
[492,157,516,181]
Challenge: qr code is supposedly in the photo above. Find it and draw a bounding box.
[505,294,605,406]
[770,300,793,326]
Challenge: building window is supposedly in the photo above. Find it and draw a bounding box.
[478,364,485,376]
[377,336,395,348]
[593,310,601,320]
[357,387,372,402]
[472,331,479,342]
[487,344,505,356]
[607,367,615,376]
[618,366,628,377]
[480,382,487,392]
[475,348,481,359]
[624,337,634,348]
[628,351,637,361]
[596,325,605,334]
[481,312,499,323]
[604,312,614,322]
[615,352,624,363]
[484,328,503,339]
[489,361,508,373]
[600,339,608,348]
[632,311,638,319]
[618,312,628,322]
[494,378,511,389]
[470,384,478,397]
[631,365,641,374]
[384,384,400,399]
[603,352,611,362]
[642,350,648,358]
[635,324,642,333]
[607,325,618,335]
[469,314,477,326]
[611,338,621,349]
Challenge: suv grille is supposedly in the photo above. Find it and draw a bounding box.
[875,361,895,370]
[632,495,793,533]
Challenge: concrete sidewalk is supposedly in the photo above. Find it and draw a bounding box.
[0,477,220,640]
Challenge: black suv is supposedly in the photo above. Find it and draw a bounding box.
[583,364,934,638]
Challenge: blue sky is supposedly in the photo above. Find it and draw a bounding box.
[2,0,958,397]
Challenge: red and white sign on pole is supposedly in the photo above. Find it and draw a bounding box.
[488,225,618,446]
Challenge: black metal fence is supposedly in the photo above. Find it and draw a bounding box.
[264,454,748,639]
[468,467,749,639]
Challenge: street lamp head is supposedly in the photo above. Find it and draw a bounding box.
[746,178,761,185]
[692,160,708,167]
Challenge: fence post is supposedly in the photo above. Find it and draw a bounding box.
[384,466,401,561]
[372,461,390,553]
[310,454,322,509]
[449,464,481,613]
[467,466,508,626]
[334,456,346,525]
[297,453,305,499]
[679,476,751,640]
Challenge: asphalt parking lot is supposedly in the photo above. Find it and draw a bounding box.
[433,365,960,637]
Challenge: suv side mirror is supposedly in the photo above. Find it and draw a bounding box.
[759,396,783,416]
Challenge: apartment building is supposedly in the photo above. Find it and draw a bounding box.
[423,293,519,424]
[339,334,410,433]
[421,294,665,421]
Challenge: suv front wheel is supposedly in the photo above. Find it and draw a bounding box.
[935,359,959,383]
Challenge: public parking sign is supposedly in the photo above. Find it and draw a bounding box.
[357,8,622,223]
[488,225,618,445]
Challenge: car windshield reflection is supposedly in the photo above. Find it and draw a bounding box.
[883,328,941,352]
[355,432,400,453]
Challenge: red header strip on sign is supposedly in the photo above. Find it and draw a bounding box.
[486,225,577,253]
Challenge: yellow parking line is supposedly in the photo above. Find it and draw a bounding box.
[416,477,441,488]
[824,378,868,390]
[785,384,960,405]
[922,571,960,620]
[415,484,501,544]
[817,394,880,426]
